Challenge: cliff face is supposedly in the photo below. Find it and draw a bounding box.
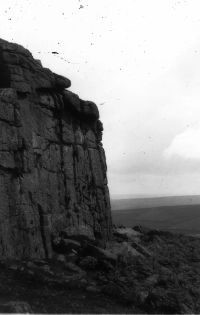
[0,38,112,259]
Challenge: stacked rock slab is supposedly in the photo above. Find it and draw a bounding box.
[0,38,112,259]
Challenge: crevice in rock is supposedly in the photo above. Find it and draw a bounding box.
[38,204,48,258]
[17,91,29,99]
[54,94,69,211]
[0,164,20,177]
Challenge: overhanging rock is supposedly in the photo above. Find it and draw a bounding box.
[0,38,112,259]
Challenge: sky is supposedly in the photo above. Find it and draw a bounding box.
[1,0,200,197]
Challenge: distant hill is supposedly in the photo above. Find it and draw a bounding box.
[111,195,200,210]
[111,196,200,235]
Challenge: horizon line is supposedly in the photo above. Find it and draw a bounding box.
[110,193,200,200]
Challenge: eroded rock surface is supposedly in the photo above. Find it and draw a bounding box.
[0,38,112,259]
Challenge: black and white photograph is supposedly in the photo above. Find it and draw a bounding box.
[0,0,199,314]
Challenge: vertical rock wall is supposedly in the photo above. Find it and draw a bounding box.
[0,38,112,259]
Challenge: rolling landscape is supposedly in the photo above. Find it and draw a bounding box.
[111,195,200,235]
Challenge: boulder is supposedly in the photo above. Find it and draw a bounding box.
[64,262,85,275]
[114,227,141,241]
[52,236,81,254]
[60,226,96,243]
[0,301,33,313]
[79,256,98,270]
[56,254,66,263]
[86,285,101,293]
[108,241,142,263]
[84,244,117,265]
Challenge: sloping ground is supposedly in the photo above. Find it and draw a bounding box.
[0,227,200,313]
[0,264,139,314]
[112,205,200,235]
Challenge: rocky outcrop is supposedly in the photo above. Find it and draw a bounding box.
[0,38,112,259]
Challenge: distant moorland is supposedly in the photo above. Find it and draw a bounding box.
[111,195,200,235]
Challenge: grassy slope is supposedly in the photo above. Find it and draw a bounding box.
[112,204,200,235]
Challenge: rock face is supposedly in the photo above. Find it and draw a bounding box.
[0,38,112,259]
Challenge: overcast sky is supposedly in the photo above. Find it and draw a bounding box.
[2,0,200,197]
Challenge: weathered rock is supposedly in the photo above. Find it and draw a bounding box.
[56,254,66,263]
[101,282,124,299]
[98,259,115,272]
[82,100,99,120]
[0,38,112,259]
[84,244,117,265]
[60,226,96,243]
[66,252,79,264]
[39,264,51,273]
[8,264,19,271]
[32,259,47,266]
[52,236,81,254]
[63,91,99,121]
[114,227,141,242]
[64,262,85,275]
[26,261,37,269]
[86,285,101,293]
[63,90,81,113]
[131,241,152,257]
[146,288,182,314]
[108,241,142,265]
[0,301,33,313]
[79,256,98,270]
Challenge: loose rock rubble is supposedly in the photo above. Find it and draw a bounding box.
[0,225,199,313]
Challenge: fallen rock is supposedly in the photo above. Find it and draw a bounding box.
[79,256,98,270]
[63,239,81,250]
[136,290,149,305]
[133,225,153,234]
[0,301,33,313]
[32,259,47,266]
[60,226,96,243]
[56,254,66,263]
[65,252,79,264]
[145,288,182,314]
[84,244,117,265]
[8,264,19,271]
[26,261,37,269]
[86,285,101,293]
[145,274,159,286]
[114,227,141,242]
[52,236,81,254]
[64,262,85,275]
[80,278,88,286]
[101,282,127,301]
[131,241,152,257]
[98,259,115,272]
[39,264,53,275]
[108,241,142,265]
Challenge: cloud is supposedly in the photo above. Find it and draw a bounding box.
[164,125,200,160]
